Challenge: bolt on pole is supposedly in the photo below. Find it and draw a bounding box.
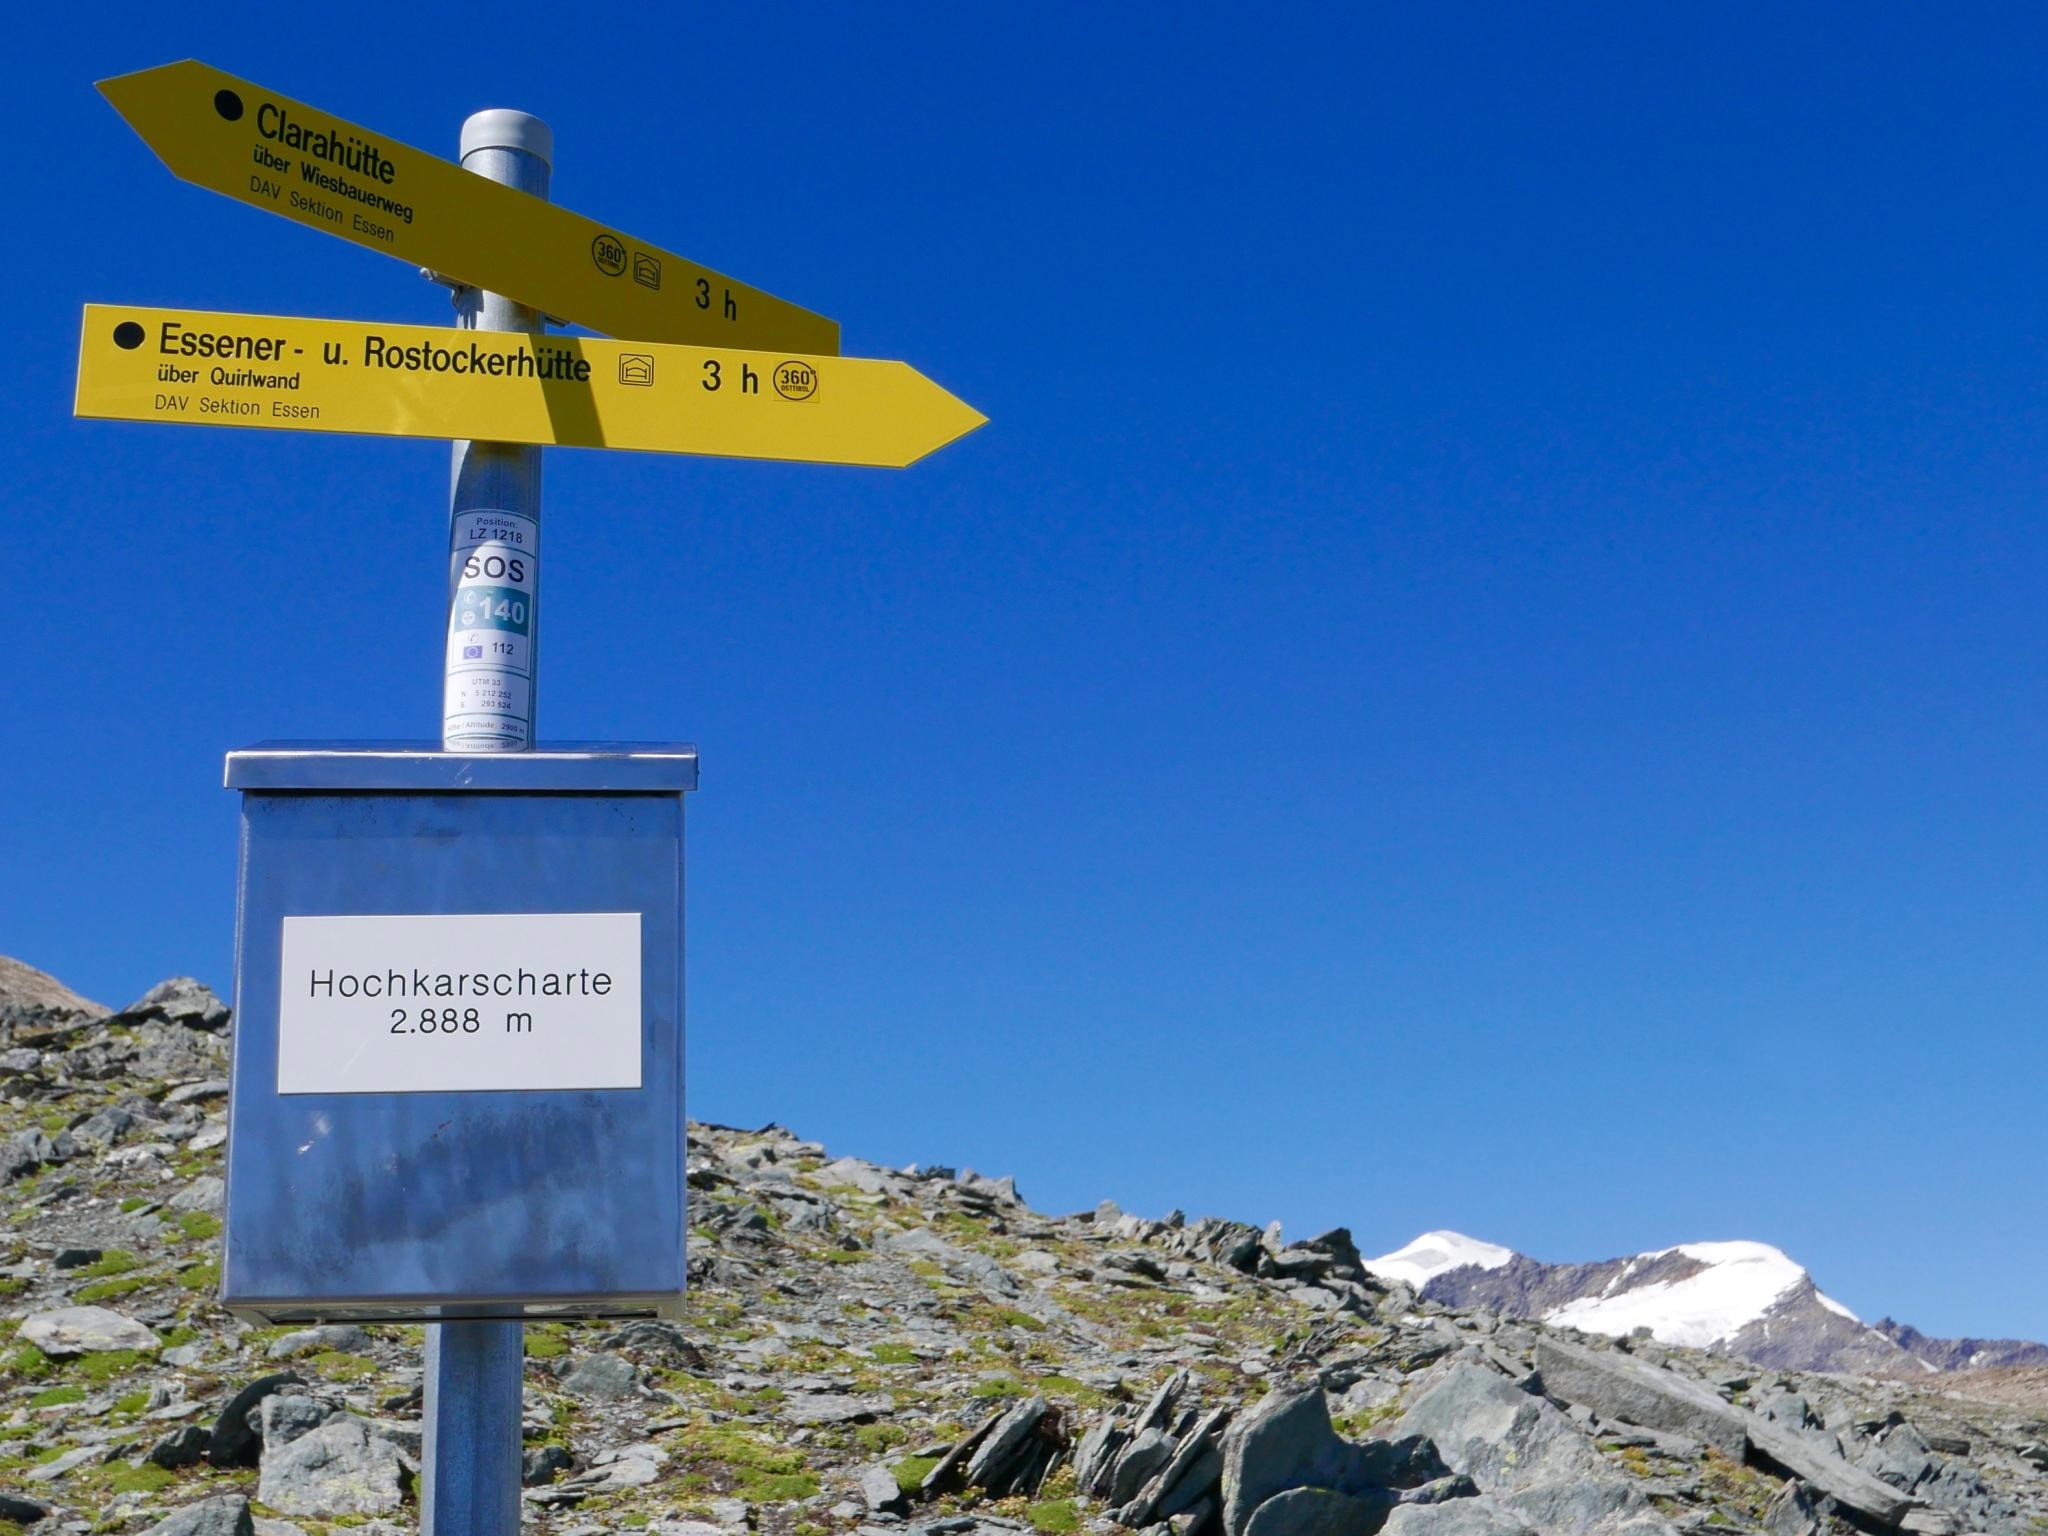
[441,108,551,752]
[421,107,551,1536]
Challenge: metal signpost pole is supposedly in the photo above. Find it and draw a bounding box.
[421,107,552,1534]
[442,108,550,753]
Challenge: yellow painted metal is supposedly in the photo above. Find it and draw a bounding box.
[76,306,984,469]
[100,61,840,355]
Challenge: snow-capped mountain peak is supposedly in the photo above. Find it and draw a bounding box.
[1363,1230,1515,1289]
[1544,1240,1857,1348]
[1362,1231,1930,1375]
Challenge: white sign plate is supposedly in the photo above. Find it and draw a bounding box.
[277,912,642,1094]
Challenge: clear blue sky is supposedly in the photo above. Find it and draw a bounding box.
[6,5,2045,1341]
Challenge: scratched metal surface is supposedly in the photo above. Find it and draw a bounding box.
[220,747,688,1322]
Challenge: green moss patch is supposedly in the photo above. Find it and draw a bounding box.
[76,1274,152,1303]
[893,1456,942,1494]
[77,1350,146,1383]
[308,1351,378,1382]
[28,1384,85,1407]
[176,1211,222,1241]
[1027,1500,1080,1534]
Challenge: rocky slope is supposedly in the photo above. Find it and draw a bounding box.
[2,956,2045,1536]
[1368,1235,2046,1382]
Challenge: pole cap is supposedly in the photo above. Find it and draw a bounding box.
[460,109,553,168]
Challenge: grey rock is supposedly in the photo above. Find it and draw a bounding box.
[602,1318,707,1366]
[1244,1487,1398,1536]
[165,1078,230,1105]
[523,1444,574,1486]
[53,1246,102,1268]
[0,1492,53,1525]
[134,1020,230,1080]
[1112,1429,1176,1506]
[965,1396,1048,1490]
[785,1392,892,1426]
[209,1372,305,1467]
[267,1325,370,1360]
[1860,1422,1939,1491]
[1534,1338,1748,1458]
[259,1394,337,1448]
[26,1445,101,1481]
[71,1105,138,1149]
[1380,1499,1536,1536]
[20,1303,161,1356]
[861,1464,906,1513]
[1136,1369,1194,1433]
[256,1415,407,1517]
[170,1175,226,1214]
[1075,1421,1130,1495]
[149,1423,213,1468]
[3,1129,54,1179]
[1220,1380,1448,1536]
[1126,1406,1232,1524]
[1747,1414,1913,1526]
[922,1406,1006,1493]
[1394,1363,1658,1535]
[117,976,232,1032]
[560,1350,640,1400]
[1762,1481,1835,1536]
[140,1495,255,1536]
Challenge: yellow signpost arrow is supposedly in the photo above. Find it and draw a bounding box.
[75,305,983,469]
[99,61,840,355]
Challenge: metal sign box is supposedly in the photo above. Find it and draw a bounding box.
[219,742,695,1324]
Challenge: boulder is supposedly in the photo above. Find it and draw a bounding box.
[209,1372,305,1467]
[1244,1487,1398,1536]
[522,1443,572,1486]
[861,1463,906,1513]
[964,1395,1048,1490]
[139,1496,254,1536]
[1762,1481,1836,1536]
[1221,1381,1447,1536]
[20,1304,160,1356]
[256,1415,407,1517]
[148,1423,213,1468]
[134,1021,229,1080]
[785,1392,892,1425]
[170,1174,226,1214]
[1534,1338,1748,1457]
[559,1350,640,1400]
[1124,1406,1231,1524]
[0,1492,53,1526]
[1381,1499,1537,1536]
[1110,1428,1175,1505]
[258,1394,337,1449]
[1393,1363,1661,1535]
[116,976,231,1033]
[1746,1416,1912,1527]
[266,1325,370,1360]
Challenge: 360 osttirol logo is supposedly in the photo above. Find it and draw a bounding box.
[773,361,818,401]
[590,233,628,277]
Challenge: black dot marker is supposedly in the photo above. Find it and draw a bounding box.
[114,322,145,350]
[214,89,243,122]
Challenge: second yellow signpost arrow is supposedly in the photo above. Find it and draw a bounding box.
[100,61,841,355]
[75,305,985,469]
